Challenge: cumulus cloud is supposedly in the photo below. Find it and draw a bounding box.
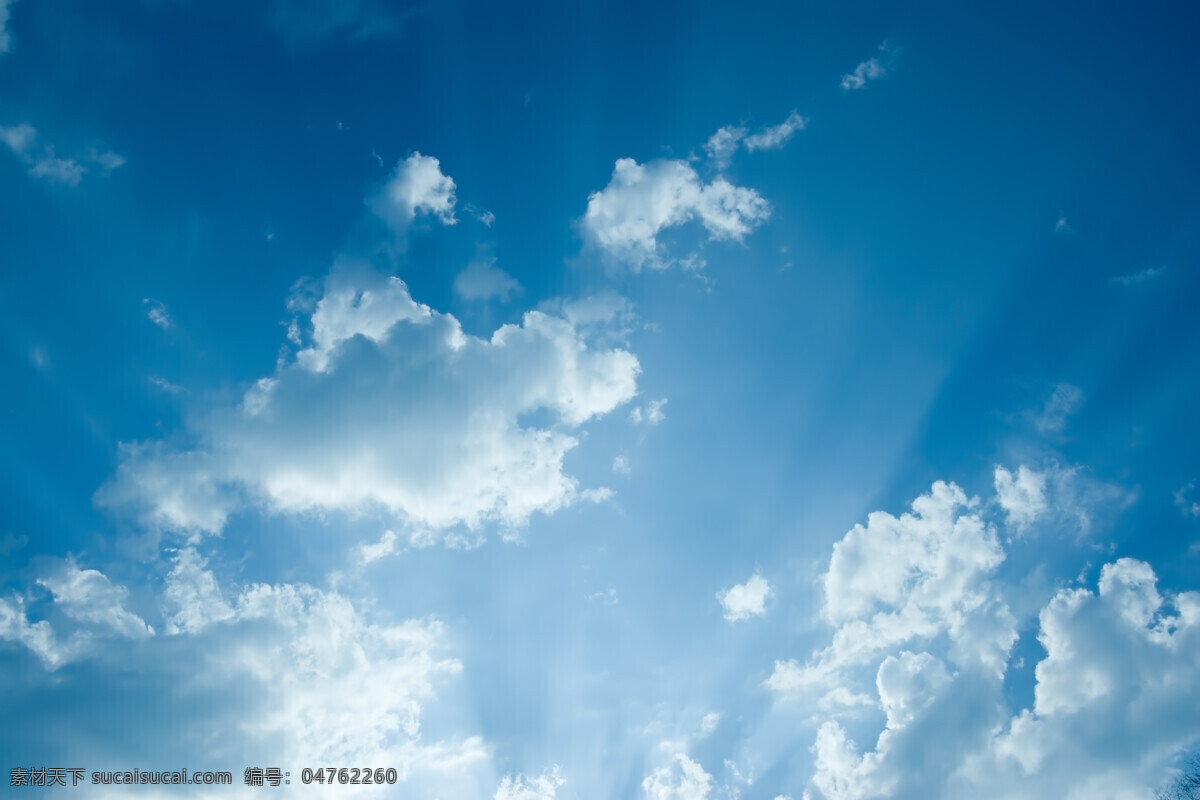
[98,270,639,542]
[993,465,1048,530]
[28,154,85,186]
[642,754,713,800]
[371,152,458,232]
[0,595,76,669]
[839,43,891,91]
[455,257,522,302]
[37,560,154,638]
[718,573,771,621]
[494,766,565,800]
[358,529,400,564]
[162,547,234,634]
[0,122,35,155]
[767,476,1199,799]
[582,158,770,270]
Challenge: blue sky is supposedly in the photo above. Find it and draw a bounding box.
[2,1,1199,798]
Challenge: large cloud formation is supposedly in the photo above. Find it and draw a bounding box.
[98,269,639,543]
[767,476,1200,800]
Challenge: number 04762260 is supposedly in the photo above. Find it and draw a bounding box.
[299,767,397,785]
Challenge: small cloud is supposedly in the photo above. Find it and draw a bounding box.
[840,43,891,90]
[454,257,521,302]
[88,149,126,174]
[1035,383,1083,435]
[148,376,183,394]
[1054,217,1073,234]
[994,465,1048,530]
[1175,483,1200,519]
[359,529,399,564]
[0,122,36,156]
[630,398,668,425]
[697,712,721,739]
[29,155,85,186]
[29,346,48,369]
[371,151,458,233]
[494,766,564,800]
[743,110,807,151]
[717,572,771,621]
[1109,267,1165,287]
[704,125,746,170]
[369,148,384,168]
[0,0,16,55]
[464,204,495,226]
[142,298,172,329]
[586,587,619,605]
[612,455,631,476]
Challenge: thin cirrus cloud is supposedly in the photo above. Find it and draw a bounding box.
[764,474,1200,799]
[582,158,770,270]
[454,256,522,303]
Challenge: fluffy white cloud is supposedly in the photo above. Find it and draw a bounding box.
[28,154,85,186]
[371,152,458,231]
[0,0,15,54]
[993,465,1047,529]
[494,766,565,800]
[743,111,807,151]
[770,476,1200,799]
[718,573,771,621]
[583,158,770,269]
[37,560,154,638]
[98,271,639,542]
[455,257,522,302]
[642,754,713,800]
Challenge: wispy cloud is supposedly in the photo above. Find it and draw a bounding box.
[0,0,17,55]
[840,42,892,90]
[0,122,125,186]
[142,298,172,329]
[1109,266,1165,287]
[717,573,771,621]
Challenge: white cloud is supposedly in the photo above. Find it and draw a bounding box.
[631,398,668,425]
[613,455,631,475]
[704,125,746,169]
[162,547,234,634]
[993,465,1048,530]
[767,476,1199,799]
[143,298,172,329]
[1110,266,1165,287]
[1035,383,1083,435]
[494,766,565,800]
[0,0,15,54]
[455,257,522,302]
[37,560,154,638]
[718,573,771,621]
[359,529,400,564]
[0,595,76,669]
[642,754,713,800]
[98,272,639,541]
[697,712,721,739]
[583,158,770,270]
[1054,217,1072,233]
[743,111,807,152]
[371,152,458,232]
[0,122,35,155]
[1175,483,1200,519]
[839,48,887,91]
[90,149,126,173]
[29,155,85,186]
